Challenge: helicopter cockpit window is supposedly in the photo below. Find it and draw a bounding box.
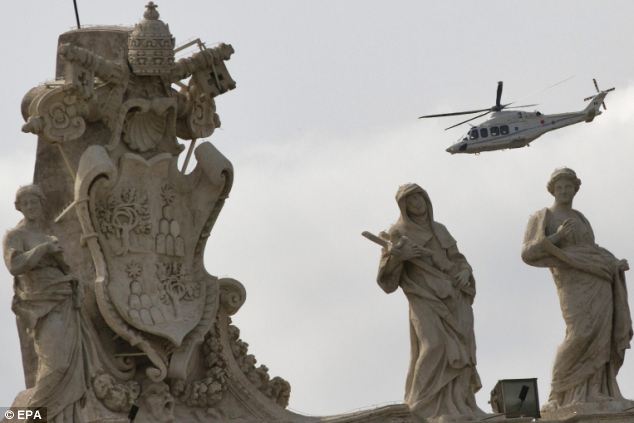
[490,126,499,136]
[469,129,479,140]
[500,125,509,135]
[480,128,488,138]
[536,111,542,116]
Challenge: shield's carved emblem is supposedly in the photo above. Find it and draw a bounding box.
[75,144,233,381]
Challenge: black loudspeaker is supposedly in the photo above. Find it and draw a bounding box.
[490,378,540,418]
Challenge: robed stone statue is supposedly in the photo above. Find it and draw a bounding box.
[522,167,633,414]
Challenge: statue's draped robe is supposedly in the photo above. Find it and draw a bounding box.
[4,227,88,423]
[522,208,632,407]
[377,186,482,419]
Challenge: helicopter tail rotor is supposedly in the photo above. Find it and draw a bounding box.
[583,78,615,110]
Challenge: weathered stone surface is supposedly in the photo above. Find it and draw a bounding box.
[541,411,634,423]
[522,168,633,415]
[9,2,632,422]
[366,183,487,422]
[6,3,299,422]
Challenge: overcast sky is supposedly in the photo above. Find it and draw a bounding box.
[1,0,633,417]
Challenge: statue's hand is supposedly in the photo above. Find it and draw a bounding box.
[46,237,63,254]
[390,236,423,261]
[556,219,576,239]
[454,269,471,288]
[618,259,629,272]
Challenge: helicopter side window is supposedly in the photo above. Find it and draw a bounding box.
[469,129,479,140]
[490,126,499,136]
[500,125,509,135]
[480,128,488,138]
[517,112,523,118]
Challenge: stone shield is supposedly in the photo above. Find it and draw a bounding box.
[92,153,203,345]
[74,143,233,380]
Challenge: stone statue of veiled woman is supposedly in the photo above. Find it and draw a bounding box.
[522,168,633,414]
[377,183,485,422]
[3,185,89,422]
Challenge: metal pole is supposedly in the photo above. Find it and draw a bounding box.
[181,138,198,173]
[56,142,76,180]
[73,0,81,29]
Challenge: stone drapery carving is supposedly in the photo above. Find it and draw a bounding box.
[522,168,633,414]
[3,185,89,421]
[373,183,485,422]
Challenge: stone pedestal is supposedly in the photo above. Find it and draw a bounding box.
[541,400,634,423]
[542,411,634,423]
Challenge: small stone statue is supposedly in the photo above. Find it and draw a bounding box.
[522,168,633,414]
[3,185,88,420]
[369,183,485,421]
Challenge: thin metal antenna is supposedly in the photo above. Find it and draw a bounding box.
[73,0,81,29]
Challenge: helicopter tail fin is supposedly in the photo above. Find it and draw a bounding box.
[582,91,608,122]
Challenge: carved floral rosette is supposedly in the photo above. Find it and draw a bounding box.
[74,142,232,382]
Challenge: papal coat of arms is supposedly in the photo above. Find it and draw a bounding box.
[13,3,292,422]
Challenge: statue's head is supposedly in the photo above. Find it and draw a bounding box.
[395,183,432,223]
[14,184,45,220]
[103,384,129,411]
[139,381,174,421]
[93,373,139,412]
[547,167,581,201]
[128,2,175,76]
[93,372,116,399]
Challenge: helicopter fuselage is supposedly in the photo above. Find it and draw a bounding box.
[446,91,607,154]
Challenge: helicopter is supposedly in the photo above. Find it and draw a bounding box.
[419,79,615,154]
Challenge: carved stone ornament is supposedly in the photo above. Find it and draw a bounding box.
[0,2,484,422]
[21,84,88,143]
[75,144,230,382]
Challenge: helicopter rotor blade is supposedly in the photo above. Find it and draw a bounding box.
[495,81,503,110]
[418,108,492,119]
[583,86,615,102]
[593,78,600,93]
[504,103,539,109]
[444,110,491,130]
